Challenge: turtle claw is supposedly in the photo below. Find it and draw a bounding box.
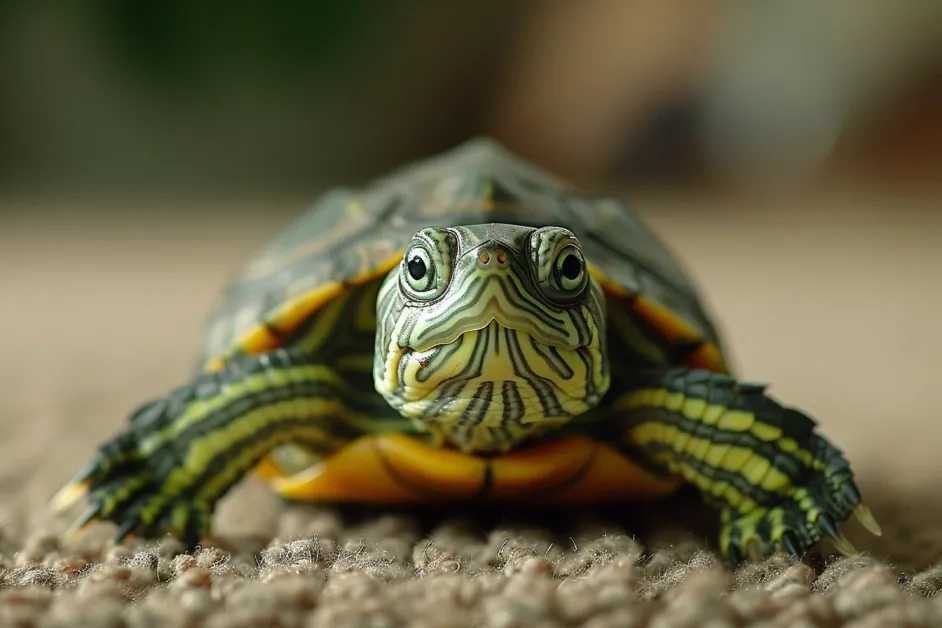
[853,504,883,537]
[51,455,111,513]
[816,512,859,556]
[721,496,863,565]
[745,538,764,563]
[50,478,91,513]
[828,531,859,557]
[63,502,104,541]
[113,519,140,545]
[781,531,803,560]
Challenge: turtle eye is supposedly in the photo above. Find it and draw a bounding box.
[407,255,427,281]
[403,246,434,294]
[529,226,589,304]
[554,245,586,292]
[400,228,454,301]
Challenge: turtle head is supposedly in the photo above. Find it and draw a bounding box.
[373,223,610,454]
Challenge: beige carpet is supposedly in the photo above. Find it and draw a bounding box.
[2,193,942,626]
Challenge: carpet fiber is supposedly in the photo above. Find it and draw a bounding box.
[3,194,942,626]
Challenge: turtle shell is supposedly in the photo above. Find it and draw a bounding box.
[198,138,728,375]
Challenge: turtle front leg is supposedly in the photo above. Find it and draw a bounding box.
[52,348,364,548]
[610,367,882,566]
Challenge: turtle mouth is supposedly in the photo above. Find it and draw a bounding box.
[377,320,608,453]
[398,320,584,390]
[403,295,585,354]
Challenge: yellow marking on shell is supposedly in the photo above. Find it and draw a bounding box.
[686,343,728,373]
[266,433,682,504]
[271,433,487,502]
[273,284,355,338]
[295,293,348,354]
[253,455,286,481]
[203,253,403,373]
[591,264,729,374]
[631,297,703,351]
[515,436,683,504]
[205,356,226,372]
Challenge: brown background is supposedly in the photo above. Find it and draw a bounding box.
[3,1,942,625]
[1,189,941,624]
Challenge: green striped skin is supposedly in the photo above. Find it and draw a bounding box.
[576,368,862,564]
[56,138,873,566]
[374,224,609,454]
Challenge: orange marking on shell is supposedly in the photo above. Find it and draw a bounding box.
[593,264,729,374]
[240,326,282,355]
[262,434,682,505]
[266,434,483,503]
[630,298,696,345]
[687,343,729,373]
[523,438,683,505]
[630,297,730,373]
[252,456,288,481]
[273,283,347,332]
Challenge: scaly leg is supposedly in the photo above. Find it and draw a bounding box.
[609,367,881,566]
[52,348,372,547]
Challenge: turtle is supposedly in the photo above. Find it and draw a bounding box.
[52,137,881,566]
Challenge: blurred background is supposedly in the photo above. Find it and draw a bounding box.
[2,0,941,197]
[2,1,942,557]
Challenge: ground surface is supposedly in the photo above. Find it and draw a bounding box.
[2,192,942,626]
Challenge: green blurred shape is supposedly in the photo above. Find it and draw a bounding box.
[92,0,398,84]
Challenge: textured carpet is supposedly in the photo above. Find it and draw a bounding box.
[2,193,942,626]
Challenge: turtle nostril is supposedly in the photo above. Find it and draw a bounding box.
[476,248,508,269]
